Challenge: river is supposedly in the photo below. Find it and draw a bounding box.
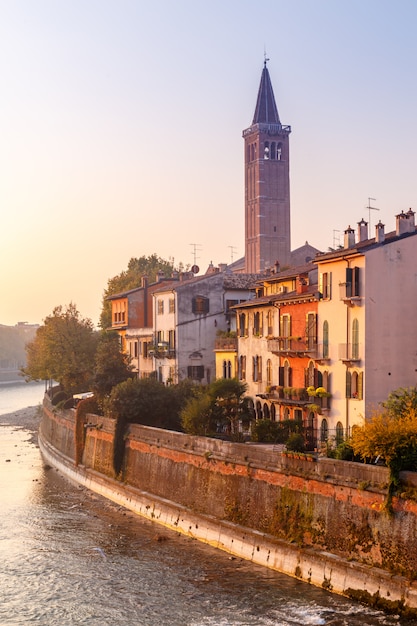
[0,382,407,625]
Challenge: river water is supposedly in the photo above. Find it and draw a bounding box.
[0,382,407,625]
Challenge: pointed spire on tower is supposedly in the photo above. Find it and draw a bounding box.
[252,57,281,125]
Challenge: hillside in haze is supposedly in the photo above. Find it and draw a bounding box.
[0,323,39,372]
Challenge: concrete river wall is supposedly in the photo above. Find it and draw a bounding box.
[39,396,417,611]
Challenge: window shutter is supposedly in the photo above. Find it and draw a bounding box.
[317,370,323,387]
[346,371,352,398]
[346,268,353,297]
[353,267,360,297]
[279,367,284,386]
[358,372,364,400]
[288,367,292,386]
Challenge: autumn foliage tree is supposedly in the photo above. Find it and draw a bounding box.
[22,303,98,395]
[351,387,417,509]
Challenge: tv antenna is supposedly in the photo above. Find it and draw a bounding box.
[190,243,202,267]
[366,197,379,238]
[228,246,237,263]
[332,230,341,249]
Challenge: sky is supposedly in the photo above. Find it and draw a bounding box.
[1,0,417,327]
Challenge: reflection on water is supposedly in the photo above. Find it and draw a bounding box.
[0,425,405,626]
[0,380,45,415]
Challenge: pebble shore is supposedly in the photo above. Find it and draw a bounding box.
[0,405,42,433]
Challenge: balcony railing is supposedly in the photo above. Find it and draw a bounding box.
[339,343,362,362]
[214,337,238,351]
[267,337,317,356]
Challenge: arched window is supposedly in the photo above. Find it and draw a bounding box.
[222,360,227,379]
[266,359,272,386]
[270,141,276,160]
[336,421,344,445]
[267,310,274,336]
[323,320,329,359]
[320,419,328,442]
[352,318,359,360]
[277,142,282,160]
[263,403,270,419]
[271,403,276,421]
[264,141,270,159]
[283,359,291,388]
[307,360,316,387]
[256,400,262,420]
[239,355,246,381]
[284,407,290,420]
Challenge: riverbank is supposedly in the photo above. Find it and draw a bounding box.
[0,406,42,438]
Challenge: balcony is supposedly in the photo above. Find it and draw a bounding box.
[148,344,176,359]
[339,343,362,364]
[267,337,317,357]
[214,337,238,351]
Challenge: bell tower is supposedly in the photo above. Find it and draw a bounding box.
[243,60,291,273]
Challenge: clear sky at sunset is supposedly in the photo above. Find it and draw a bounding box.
[1,0,417,327]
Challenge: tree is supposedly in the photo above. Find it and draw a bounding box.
[91,332,134,404]
[351,387,417,510]
[22,304,97,395]
[180,391,214,436]
[104,377,182,430]
[208,378,249,437]
[99,254,179,329]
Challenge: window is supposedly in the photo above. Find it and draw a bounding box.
[157,300,164,315]
[350,370,363,399]
[336,422,344,445]
[187,365,204,380]
[253,311,262,336]
[239,355,246,381]
[280,314,291,349]
[323,321,329,359]
[267,310,273,336]
[306,313,317,350]
[238,313,247,337]
[320,419,328,442]
[306,360,316,387]
[168,330,176,350]
[252,355,262,382]
[192,296,209,314]
[263,403,270,419]
[169,298,175,314]
[320,272,332,300]
[345,267,360,298]
[222,360,232,379]
[266,359,272,386]
[279,359,292,387]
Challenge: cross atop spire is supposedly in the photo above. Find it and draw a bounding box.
[252,60,280,125]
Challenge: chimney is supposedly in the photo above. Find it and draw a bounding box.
[296,273,308,294]
[357,218,368,242]
[396,211,409,236]
[218,263,227,273]
[407,208,416,231]
[375,220,385,244]
[157,270,165,282]
[141,275,148,289]
[344,225,355,248]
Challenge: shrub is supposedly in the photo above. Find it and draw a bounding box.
[286,432,305,453]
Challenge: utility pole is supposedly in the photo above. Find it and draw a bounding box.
[366,197,379,238]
